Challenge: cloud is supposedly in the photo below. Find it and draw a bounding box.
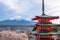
[50,19,60,24]
[0,0,60,24]
[0,0,42,20]
[9,16,22,20]
[0,0,34,21]
[0,3,14,20]
[0,0,33,13]
[31,0,41,4]
[44,0,60,24]
[44,0,60,15]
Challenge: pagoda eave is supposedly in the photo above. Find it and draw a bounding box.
[31,31,60,35]
[32,15,59,20]
[36,24,60,27]
[37,15,59,18]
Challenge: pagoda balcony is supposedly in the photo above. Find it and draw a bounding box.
[31,31,60,35]
[36,24,60,27]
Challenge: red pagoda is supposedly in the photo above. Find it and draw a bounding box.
[31,0,60,40]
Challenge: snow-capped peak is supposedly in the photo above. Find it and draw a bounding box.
[9,16,23,20]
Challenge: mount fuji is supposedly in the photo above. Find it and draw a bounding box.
[0,17,36,25]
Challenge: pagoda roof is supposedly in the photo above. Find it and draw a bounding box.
[36,15,59,18]
[36,24,60,27]
[31,31,60,35]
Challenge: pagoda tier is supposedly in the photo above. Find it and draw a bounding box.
[32,15,59,24]
[33,24,60,32]
[32,15,59,20]
[33,33,54,40]
[31,31,60,40]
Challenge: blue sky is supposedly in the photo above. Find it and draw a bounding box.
[0,0,60,23]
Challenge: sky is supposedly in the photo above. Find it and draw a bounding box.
[0,0,60,24]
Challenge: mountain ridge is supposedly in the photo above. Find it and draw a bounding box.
[0,19,36,25]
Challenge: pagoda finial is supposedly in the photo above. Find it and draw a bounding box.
[41,0,45,15]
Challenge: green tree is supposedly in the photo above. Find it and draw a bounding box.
[32,27,37,31]
[52,28,58,32]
